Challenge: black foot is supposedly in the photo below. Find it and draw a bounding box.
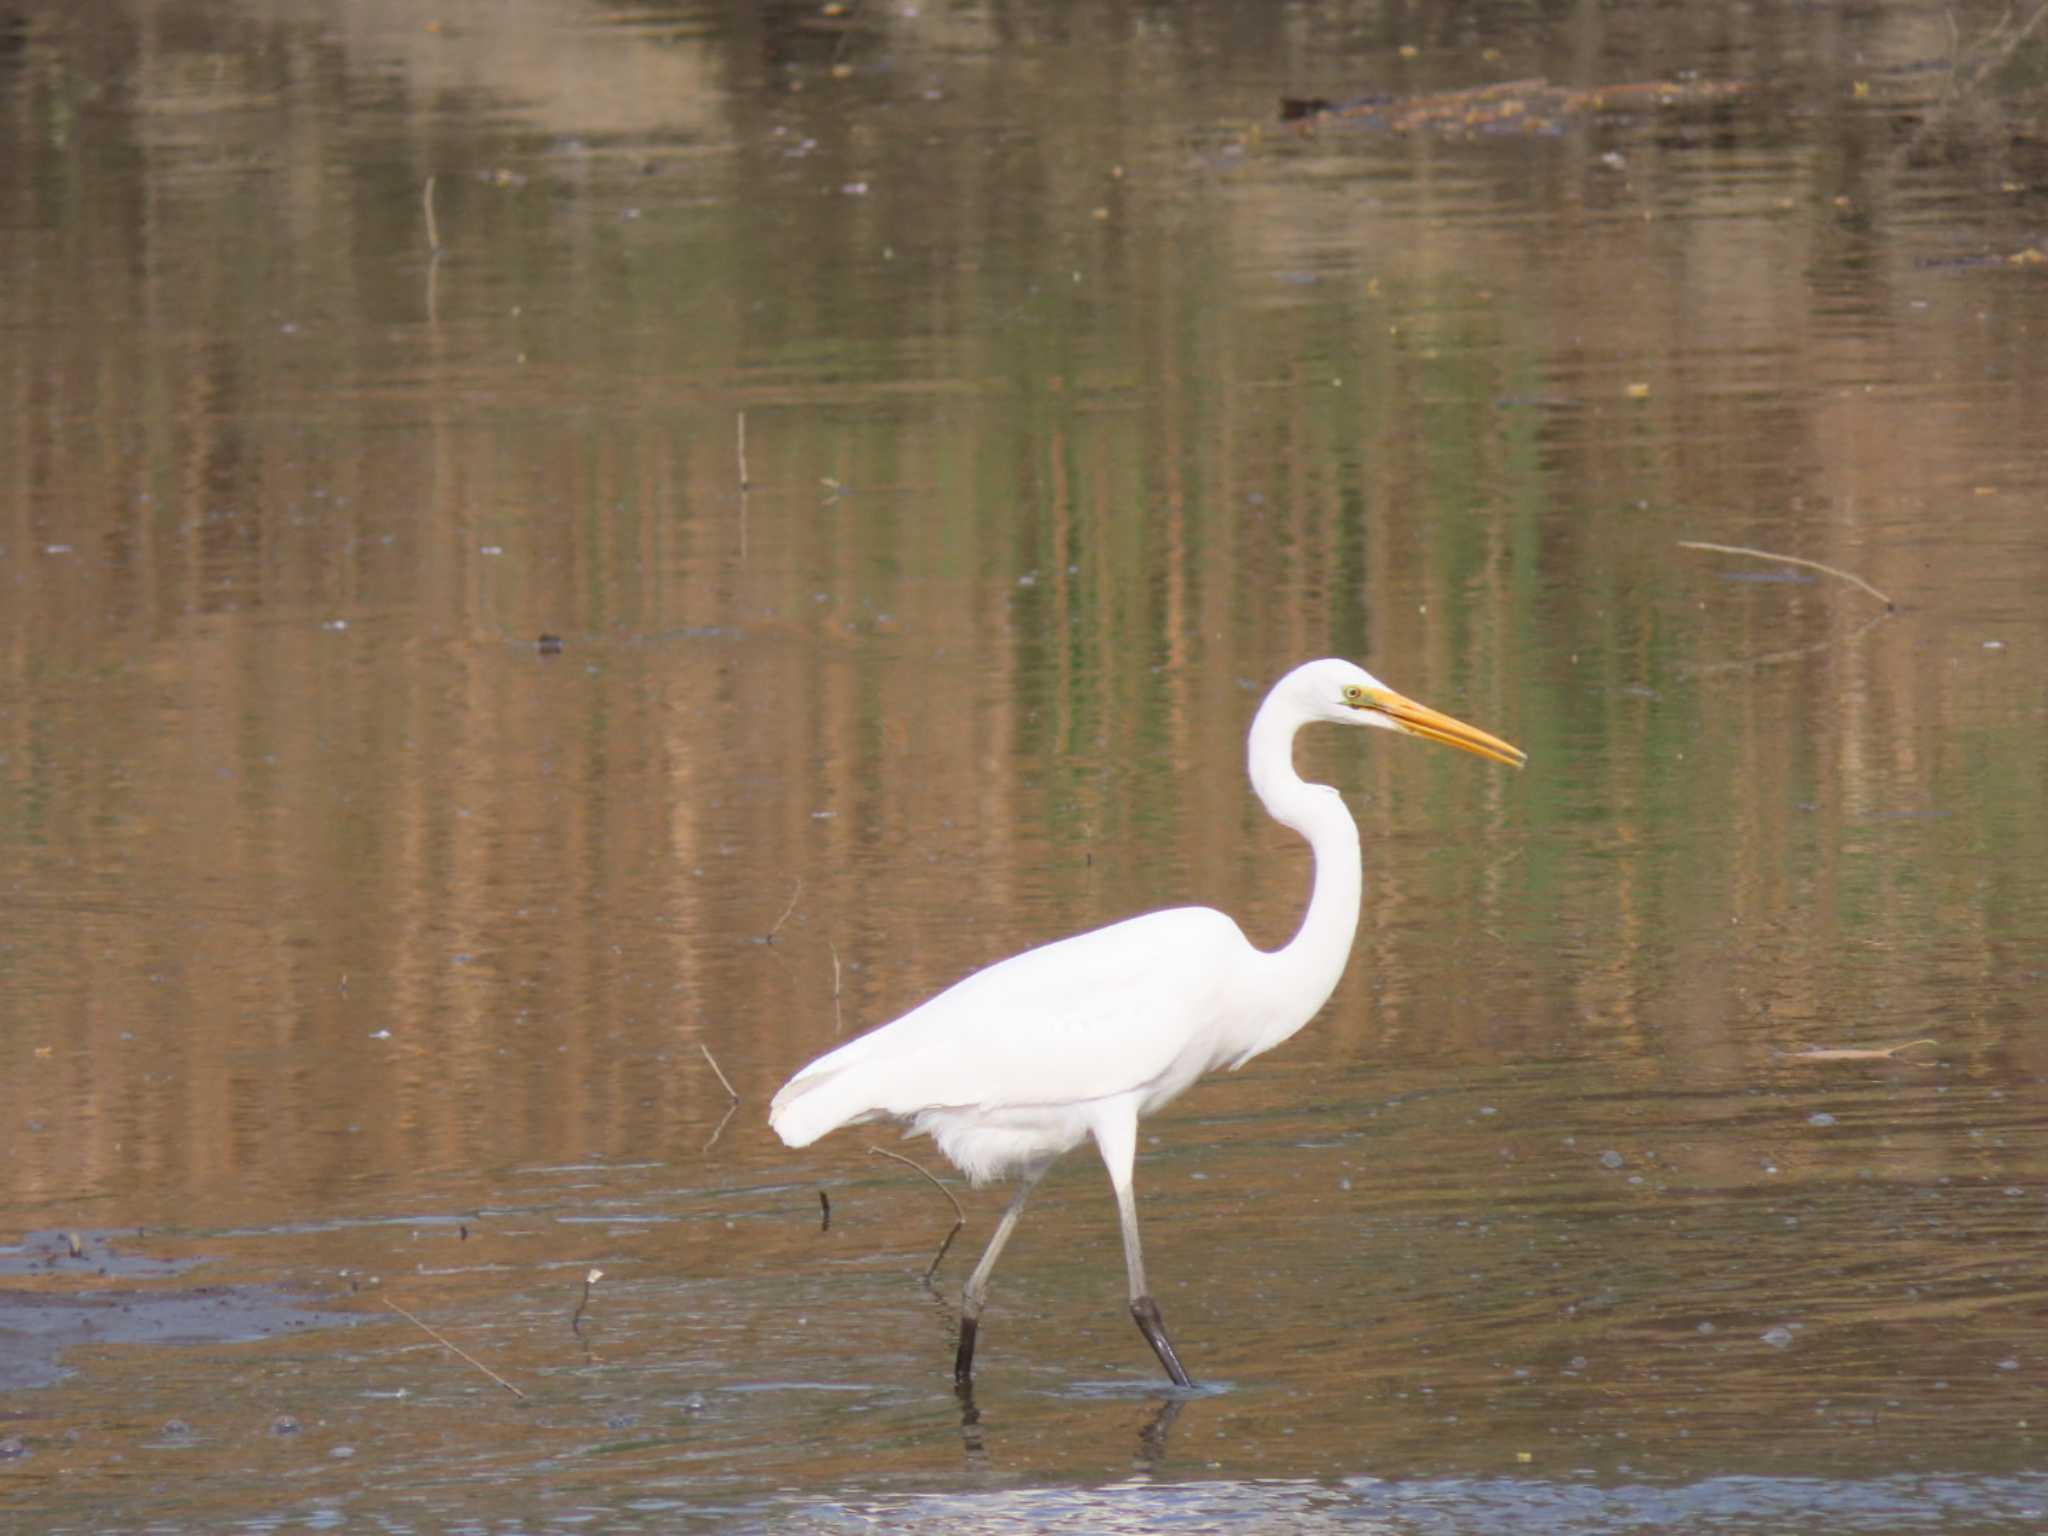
[953,1313,979,1387]
[1129,1294,1194,1388]
[956,1375,985,1458]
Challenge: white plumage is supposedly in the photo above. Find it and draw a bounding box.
[771,905,1246,1181]
[770,658,1523,1387]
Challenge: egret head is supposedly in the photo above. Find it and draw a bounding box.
[1286,658,1526,768]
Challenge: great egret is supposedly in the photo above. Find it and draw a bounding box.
[770,658,1524,1387]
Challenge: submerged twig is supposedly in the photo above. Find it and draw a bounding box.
[736,411,751,563]
[698,1042,739,1102]
[1778,1038,1937,1063]
[703,1100,739,1155]
[423,176,444,326]
[571,1267,604,1333]
[829,941,845,1036]
[766,877,803,943]
[1678,540,1894,609]
[423,176,441,254]
[700,1048,741,1155]
[819,1190,832,1231]
[1678,604,1892,678]
[868,1146,966,1285]
[699,1042,741,1152]
[1953,1,2048,95]
[826,0,865,73]
[385,1298,527,1400]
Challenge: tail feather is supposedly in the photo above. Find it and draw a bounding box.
[769,1064,879,1148]
[769,1015,918,1148]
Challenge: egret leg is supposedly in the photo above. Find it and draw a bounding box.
[954,1162,1048,1386]
[1093,1107,1195,1387]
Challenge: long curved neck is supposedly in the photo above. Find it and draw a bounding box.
[1243,690,1364,1059]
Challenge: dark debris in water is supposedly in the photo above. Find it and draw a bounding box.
[0,1228,200,1280]
[0,1230,364,1391]
[1283,75,1754,138]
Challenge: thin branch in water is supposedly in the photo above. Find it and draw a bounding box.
[829,941,845,1035]
[698,1041,740,1102]
[1957,1,2048,93]
[702,1098,739,1154]
[423,176,441,254]
[1678,540,1894,609]
[1778,1038,1937,1063]
[819,1190,832,1231]
[422,176,444,327]
[697,1041,741,1153]
[867,1145,966,1286]
[736,411,751,564]
[766,877,803,943]
[571,1268,604,1334]
[385,1297,527,1400]
[827,0,865,72]
[1677,604,1892,679]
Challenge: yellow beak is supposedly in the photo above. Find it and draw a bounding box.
[1363,687,1526,769]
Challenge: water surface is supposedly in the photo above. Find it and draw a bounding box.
[3,1,2047,1529]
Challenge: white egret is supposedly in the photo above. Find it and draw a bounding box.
[770,658,1524,1387]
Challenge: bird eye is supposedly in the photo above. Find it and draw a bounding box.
[1343,684,1368,706]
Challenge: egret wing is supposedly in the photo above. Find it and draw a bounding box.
[772,905,1257,1140]
[882,906,1253,1109]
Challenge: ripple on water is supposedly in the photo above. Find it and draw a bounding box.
[763,1471,2048,1534]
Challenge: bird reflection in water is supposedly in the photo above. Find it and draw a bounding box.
[952,1372,1188,1470]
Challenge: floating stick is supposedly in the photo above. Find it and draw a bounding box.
[736,411,751,563]
[571,1268,604,1333]
[766,877,803,943]
[1778,1038,1936,1063]
[1679,540,1894,609]
[385,1298,527,1400]
[698,1042,741,1152]
[868,1146,965,1285]
[1954,2,2048,94]
[1679,604,1892,678]
[698,1042,739,1102]
[703,1099,738,1154]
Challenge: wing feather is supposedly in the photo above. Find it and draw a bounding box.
[769,906,1255,1146]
